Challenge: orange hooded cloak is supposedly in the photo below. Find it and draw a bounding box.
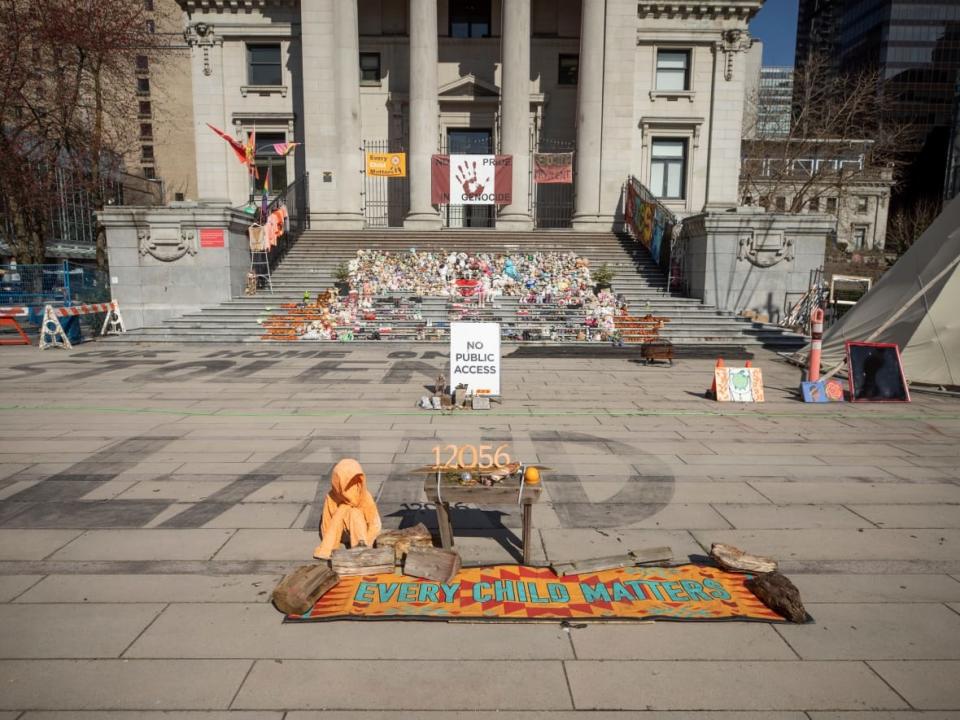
[313,458,381,560]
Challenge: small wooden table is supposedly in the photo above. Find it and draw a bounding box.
[422,475,543,564]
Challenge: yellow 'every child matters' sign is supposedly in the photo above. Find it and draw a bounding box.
[366,152,406,177]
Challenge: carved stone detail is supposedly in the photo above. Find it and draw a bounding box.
[138,225,198,262]
[184,22,222,77]
[716,29,754,81]
[737,230,794,268]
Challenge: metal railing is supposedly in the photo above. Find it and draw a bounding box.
[362,140,410,228]
[249,173,309,271]
[530,136,575,229]
[623,176,683,292]
[1,167,162,260]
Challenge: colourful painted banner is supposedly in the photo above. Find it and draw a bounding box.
[533,152,573,184]
[366,152,406,177]
[288,564,789,623]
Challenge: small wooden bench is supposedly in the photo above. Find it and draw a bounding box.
[422,473,542,564]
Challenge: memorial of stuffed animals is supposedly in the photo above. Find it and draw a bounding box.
[257,248,670,344]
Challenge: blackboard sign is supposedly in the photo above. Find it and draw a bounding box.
[846,342,910,402]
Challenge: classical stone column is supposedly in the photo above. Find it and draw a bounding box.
[185,23,230,203]
[300,2,341,225]
[496,0,533,230]
[404,0,442,229]
[334,1,364,226]
[572,0,605,230]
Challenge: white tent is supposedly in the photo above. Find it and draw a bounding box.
[820,194,960,386]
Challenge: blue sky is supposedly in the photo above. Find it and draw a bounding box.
[749,0,800,67]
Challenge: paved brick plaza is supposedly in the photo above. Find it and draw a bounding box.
[0,342,959,717]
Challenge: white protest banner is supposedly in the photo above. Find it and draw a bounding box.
[450,322,501,396]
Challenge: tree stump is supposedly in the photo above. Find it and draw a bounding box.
[710,542,778,573]
[271,564,340,615]
[403,546,462,583]
[375,523,434,564]
[745,571,808,623]
[331,546,395,576]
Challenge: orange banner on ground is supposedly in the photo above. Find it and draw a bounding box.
[288,564,788,622]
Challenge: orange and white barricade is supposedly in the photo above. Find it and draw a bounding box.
[0,306,31,346]
[39,300,126,350]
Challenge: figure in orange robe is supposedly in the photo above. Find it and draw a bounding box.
[313,458,382,560]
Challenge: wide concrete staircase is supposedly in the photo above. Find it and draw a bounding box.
[113,230,805,347]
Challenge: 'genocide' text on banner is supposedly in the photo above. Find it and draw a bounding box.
[533,152,574,184]
[431,155,513,205]
[449,322,501,396]
[365,152,406,177]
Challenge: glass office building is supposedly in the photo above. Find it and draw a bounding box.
[796,0,960,202]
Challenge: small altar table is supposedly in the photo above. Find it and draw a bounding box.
[422,474,543,564]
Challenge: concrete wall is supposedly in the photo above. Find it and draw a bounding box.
[100,205,251,329]
[680,209,833,321]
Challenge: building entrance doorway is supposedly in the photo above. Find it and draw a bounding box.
[443,128,495,228]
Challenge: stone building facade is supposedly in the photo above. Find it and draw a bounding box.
[176,0,764,229]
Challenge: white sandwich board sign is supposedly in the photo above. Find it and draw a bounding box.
[450,322,501,396]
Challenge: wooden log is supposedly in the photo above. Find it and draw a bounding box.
[375,523,434,563]
[330,546,395,577]
[271,564,340,615]
[551,546,673,576]
[710,542,778,574]
[403,546,462,583]
[745,571,808,623]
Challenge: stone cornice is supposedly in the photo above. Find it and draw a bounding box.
[637,1,763,20]
[178,0,295,12]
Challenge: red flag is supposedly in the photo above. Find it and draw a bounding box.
[431,155,450,204]
[206,124,246,165]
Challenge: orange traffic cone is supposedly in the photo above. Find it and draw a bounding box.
[706,358,724,399]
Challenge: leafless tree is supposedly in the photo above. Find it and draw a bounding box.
[740,53,914,213]
[0,0,171,267]
[885,196,942,255]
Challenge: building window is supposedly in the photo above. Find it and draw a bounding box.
[145,19,155,33]
[775,196,786,211]
[253,131,288,192]
[359,52,381,84]
[144,0,154,9]
[174,192,185,202]
[449,0,491,38]
[137,77,150,94]
[852,225,867,248]
[247,44,282,86]
[808,197,819,212]
[141,145,154,161]
[856,196,869,213]
[656,49,690,91]
[650,138,686,200]
[136,55,149,72]
[143,166,156,179]
[140,123,153,140]
[138,101,152,116]
[826,197,837,213]
[558,54,578,86]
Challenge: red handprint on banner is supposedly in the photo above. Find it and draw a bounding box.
[455,160,485,199]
